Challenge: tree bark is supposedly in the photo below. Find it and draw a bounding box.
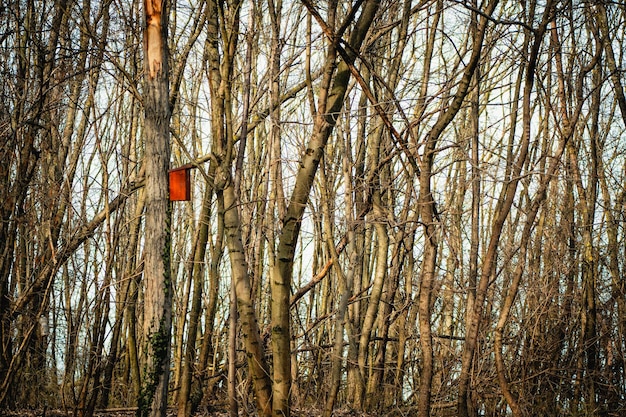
[139,0,173,416]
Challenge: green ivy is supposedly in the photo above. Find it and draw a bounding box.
[137,319,169,417]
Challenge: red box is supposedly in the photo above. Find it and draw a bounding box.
[169,165,191,201]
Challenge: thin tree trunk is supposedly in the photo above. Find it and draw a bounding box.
[551,13,602,411]
[357,192,388,409]
[220,180,273,416]
[228,271,238,417]
[272,2,381,414]
[411,2,500,414]
[417,155,437,417]
[321,153,356,417]
[178,181,214,417]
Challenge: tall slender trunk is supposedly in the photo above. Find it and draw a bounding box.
[551,11,602,411]
[221,181,273,416]
[101,189,146,408]
[321,155,356,417]
[410,2,500,415]
[417,150,437,417]
[272,2,381,415]
[228,270,238,417]
[356,191,388,409]
[178,181,214,417]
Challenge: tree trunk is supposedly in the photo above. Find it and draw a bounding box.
[272,2,381,414]
[417,156,437,417]
[221,180,273,416]
[139,0,172,415]
[177,181,213,417]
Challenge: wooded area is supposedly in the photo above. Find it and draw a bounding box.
[2,0,626,416]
